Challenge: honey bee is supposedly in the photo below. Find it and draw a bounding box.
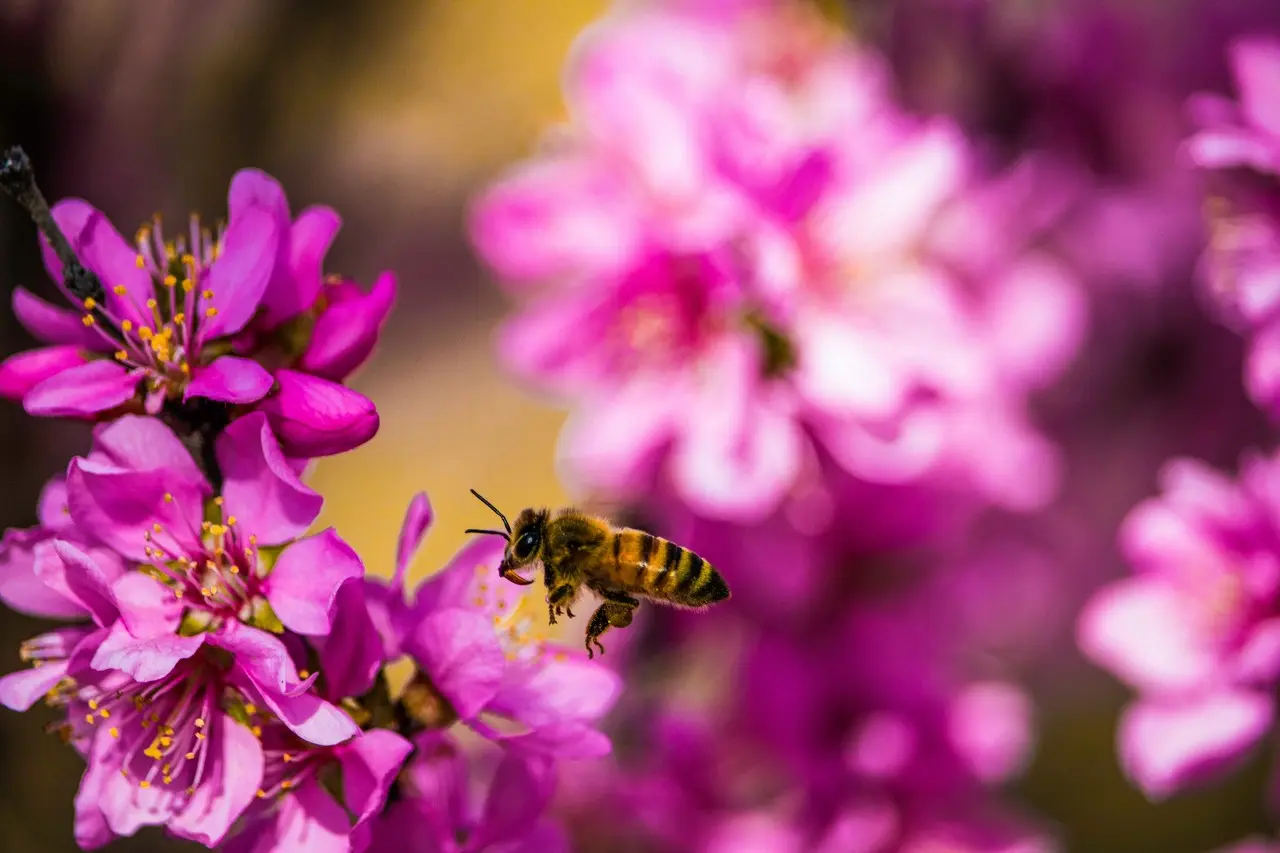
[465,490,731,659]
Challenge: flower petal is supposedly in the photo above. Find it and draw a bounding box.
[258,779,350,853]
[24,359,138,417]
[66,460,206,561]
[0,659,70,711]
[41,199,153,330]
[13,286,104,347]
[265,529,364,636]
[259,369,379,457]
[318,582,385,699]
[185,356,275,404]
[90,620,205,682]
[1077,577,1218,693]
[395,492,433,591]
[298,271,397,381]
[212,621,308,693]
[411,535,505,618]
[0,528,87,619]
[0,346,88,400]
[260,205,343,327]
[202,173,286,339]
[112,572,182,639]
[1233,38,1280,139]
[494,722,613,759]
[488,653,622,729]
[470,752,557,849]
[168,713,266,847]
[40,540,119,627]
[407,608,506,720]
[339,728,415,826]
[219,411,323,544]
[88,415,208,485]
[1119,692,1274,800]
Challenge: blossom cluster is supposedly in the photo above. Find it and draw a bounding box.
[1076,34,1280,849]
[0,154,620,850]
[470,1,1075,850]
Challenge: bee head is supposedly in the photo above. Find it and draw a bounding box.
[464,490,542,586]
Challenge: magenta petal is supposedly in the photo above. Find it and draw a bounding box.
[41,540,119,627]
[471,753,557,850]
[261,780,350,853]
[24,359,138,416]
[265,529,364,636]
[407,608,506,720]
[319,582,385,699]
[212,622,307,693]
[0,346,88,400]
[168,713,266,847]
[260,369,380,457]
[0,659,70,711]
[0,528,87,619]
[260,205,343,327]
[412,535,506,616]
[364,577,413,660]
[203,176,285,338]
[112,572,182,639]
[13,287,103,347]
[43,199,152,329]
[489,654,622,729]
[339,729,415,826]
[395,492,433,591]
[219,411,323,544]
[496,723,613,759]
[1233,38,1280,139]
[1119,692,1274,799]
[89,415,208,486]
[90,621,205,682]
[66,460,206,561]
[298,271,397,381]
[185,356,275,404]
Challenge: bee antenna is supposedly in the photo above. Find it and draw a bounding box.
[464,528,510,540]
[469,489,511,535]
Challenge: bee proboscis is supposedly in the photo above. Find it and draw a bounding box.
[465,490,731,658]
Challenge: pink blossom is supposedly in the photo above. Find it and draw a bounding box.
[1078,453,1280,799]
[471,2,1082,523]
[367,494,622,759]
[0,168,383,457]
[1187,38,1280,175]
[360,733,568,853]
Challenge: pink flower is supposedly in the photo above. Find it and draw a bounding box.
[65,413,364,653]
[1078,453,1280,799]
[361,733,568,853]
[471,2,1081,523]
[367,494,622,759]
[0,168,383,457]
[1187,38,1280,175]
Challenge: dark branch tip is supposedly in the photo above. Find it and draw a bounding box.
[0,145,34,198]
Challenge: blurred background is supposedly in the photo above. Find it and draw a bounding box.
[1,1,1278,851]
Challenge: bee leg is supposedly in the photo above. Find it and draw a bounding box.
[584,599,636,660]
[547,584,576,626]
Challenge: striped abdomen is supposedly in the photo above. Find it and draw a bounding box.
[608,529,730,608]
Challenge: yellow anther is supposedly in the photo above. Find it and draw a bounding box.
[282,753,293,763]
[82,315,95,327]
[244,704,257,716]
[195,732,205,741]
[180,362,191,374]
[248,535,257,546]
[138,327,153,340]
[173,312,185,325]
[280,779,294,790]
[214,497,224,507]
[88,699,99,710]
[163,776,172,785]
[139,780,151,789]
[114,285,129,296]
[226,516,237,526]
[298,670,310,680]
[159,736,172,747]
[182,279,194,292]
[229,565,240,574]
[84,714,95,724]
[146,298,157,309]
[186,786,195,796]
[135,255,146,268]
[163,275,177,288]
[121,319,133,332]
[194,718,205,728]
[99,708,110,718]
[205,307,219,318]
[202,290,214,300]
[251,725,262,737]
[256,789,267,799]
[109,727,119,738]
[82,297,96,310]
[152,523,163,533]
[115,350,128,361]
[185,751,196,760]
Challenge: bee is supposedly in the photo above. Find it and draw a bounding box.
[465,490,731,659]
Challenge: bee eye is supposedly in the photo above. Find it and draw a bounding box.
[513,531,539,561]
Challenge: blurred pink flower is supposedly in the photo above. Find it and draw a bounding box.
[0,168,383,457]
[366,495,623,759]
[471,2,1083,524]
[1188,38,1280,175]
[362,733,568,853]
[1078,453,1280,799]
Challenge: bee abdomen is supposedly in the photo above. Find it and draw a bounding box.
[638,535,729,607]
